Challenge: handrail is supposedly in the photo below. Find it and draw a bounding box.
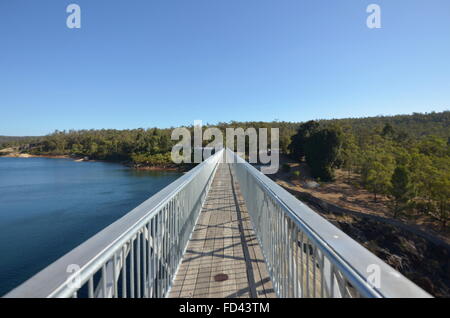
[226,149,431,298]
[4,149,224,298]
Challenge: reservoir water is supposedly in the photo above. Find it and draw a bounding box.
[0,157,182,296]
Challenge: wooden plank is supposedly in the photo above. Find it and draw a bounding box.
[168,163,275,298]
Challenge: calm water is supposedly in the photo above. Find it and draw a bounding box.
[0,157,181,296]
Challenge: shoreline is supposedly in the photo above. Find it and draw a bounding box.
[0,152,187,172]
[131,165,184,172]
[0,153,70,159]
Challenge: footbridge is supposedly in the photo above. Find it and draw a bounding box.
[4,149,431,298]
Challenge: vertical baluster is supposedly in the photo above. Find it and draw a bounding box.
[286,218,290,297]
[274,206,279,295]
[169,201,173,287]
[270,201,274,276]
[286,217,290,297]
[272,205,277,294]
[289,220,295,298]
[157,212,162,298]
[147,220,152,298]
[168,202,172,291]
[264,197,269,272]
[160,211,164,298]
[320,252,325,298]
[164,206,168,296]
[335,270,347,298]
[88,276,94,298]
[300,232,304,298]
[342,276,350,298]
[113,252,117,298]
[130,239,135,298]
[280,214,284,297]
[306,236,310,298]
[282,215,287,297]
[143,226,147,298]
[102,264,107,298]
[294,229,299,298]
[284,217,288,298]
[173,199,177,281]
[278,212,282,295]
[313,246,317,298]
[274,206,278,295]
[137,231,141,298]
[168,204,172,293]
[330,264,335,298]
[177,195,181,260]
[174,199,178,276]
[283,216,290,297]
[152,216,156,297]
[175,197,179,263]
[160,208,164,297]
[278,206,282,296]
[162,208,166,297]
[122,245,127,298]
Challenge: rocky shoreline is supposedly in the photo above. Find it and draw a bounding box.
[1,153,71,159]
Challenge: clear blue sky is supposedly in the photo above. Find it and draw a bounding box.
[1,0,449,136]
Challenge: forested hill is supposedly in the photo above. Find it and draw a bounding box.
[322,111,450,139]
[0,111,448,165]
[217,111,450,139]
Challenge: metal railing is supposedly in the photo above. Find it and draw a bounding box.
[226,149,431,298]
[5,149,224,298]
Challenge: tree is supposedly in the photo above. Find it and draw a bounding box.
[279,134,291,155]
[288,121,319,161]
[71,143,83,155]
[418,135,448,157]
[89,142,98,156]
[390,166,413,218]
[304,127,343,181]
[427,157,450,229]
[381,123,395,139]
[339,130,360,181]
[361,150,395,201]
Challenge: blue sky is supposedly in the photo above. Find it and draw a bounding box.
[1,0,449,136]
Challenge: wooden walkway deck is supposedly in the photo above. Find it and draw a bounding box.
[168,164,276,298]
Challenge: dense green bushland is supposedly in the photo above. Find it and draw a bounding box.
[24,128,175,163]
